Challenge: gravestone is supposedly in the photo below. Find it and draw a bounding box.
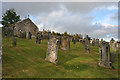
[112,42,117,51]
[28,32,32,40]
[95,39,99,46]
[72,37,76,45]
[12,37,17,47]
[99,41,113,68]
[61,36,70,50]
[84,35,90,53]
[45,37,59,65]
[36,32,42,44]
[48,31,52,40]
[110,38,115,47]
[92,38,95,46]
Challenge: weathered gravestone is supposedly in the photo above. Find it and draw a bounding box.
[110,38,115,47]
[28,32,32,40]
[95,39,99,46]
[72,37,76,45]
[45,37,59,65]
[12,36,17,47]
[61,36,70,50]
[99,41,114,68]
[92,38,95,46]
[48,31,52,40]
[36,32,42,44]
[84,35,90,53]
[111,42,117,51]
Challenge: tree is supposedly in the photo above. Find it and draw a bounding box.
[1,8,20,27]
[63,32,68,36]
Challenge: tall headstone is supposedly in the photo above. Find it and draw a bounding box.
[61,36,70,50]
[48,31,51,40]
[99,41,113,68]
[84,35,90,53]
[72,37,76,45]
[112,42,117,51]
[92,38,95,46]
[110,38,115,47]
[36,32,42,44]
[45,37,58,65]
[12,37,17,47]
[95,38,99,46]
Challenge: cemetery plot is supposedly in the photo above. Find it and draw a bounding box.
[2,37,119,78]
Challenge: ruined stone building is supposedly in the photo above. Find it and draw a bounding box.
[11,18,39,37]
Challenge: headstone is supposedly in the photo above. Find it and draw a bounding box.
[110,38,115,47]
[48,31,51,40]
[95,38,99,46]
[84,35,90,53]
[36,32,42,44]
[12,37,17,47]
[99,41,113,68]
[61,36,70,50]
[28,32,32,40]
[92,38,95,46]
[72,37,76,45]
[112,42,117,51]
[45,37,58,65]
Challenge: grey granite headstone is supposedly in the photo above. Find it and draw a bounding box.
[84,35,90,53]
[99,41,113,68]
[45,37,58,65]
[36,32,42,44]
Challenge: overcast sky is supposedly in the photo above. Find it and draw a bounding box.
[1,2,118,41]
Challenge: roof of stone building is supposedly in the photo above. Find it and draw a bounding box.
[16,18,38,29]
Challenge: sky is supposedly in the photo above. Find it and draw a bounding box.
[1,2,118,42]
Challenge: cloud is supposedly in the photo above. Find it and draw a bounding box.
[1,2,118,41]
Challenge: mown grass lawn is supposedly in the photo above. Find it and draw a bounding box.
[2,37,119,78]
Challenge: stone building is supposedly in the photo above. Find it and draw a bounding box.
[99,41,113,68]
[61,36,70,50]
[11,18,39,37]
[45,37,59,65]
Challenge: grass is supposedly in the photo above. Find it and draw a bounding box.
[2,37,119,78]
